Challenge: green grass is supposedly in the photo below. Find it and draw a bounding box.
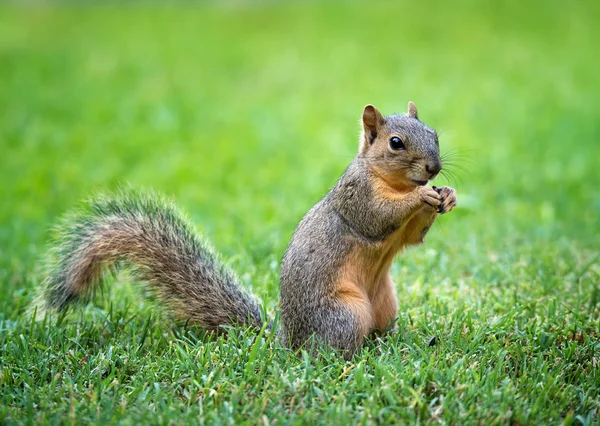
[1,0,599,424]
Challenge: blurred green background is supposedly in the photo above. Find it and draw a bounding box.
[1,1,598,290]
[0,0,599,423]
[1,0,599,329]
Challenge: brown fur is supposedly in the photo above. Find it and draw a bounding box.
[334,168,438,336]
[402,207,437,245]
[335,281,373,341]
[40,194,264,330]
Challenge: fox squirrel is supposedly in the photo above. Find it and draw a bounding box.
[37,102,457,357]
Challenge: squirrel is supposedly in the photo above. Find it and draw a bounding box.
[36,102,457,357]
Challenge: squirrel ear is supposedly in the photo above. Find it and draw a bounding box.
[407,101,419,119]
[361,105,384,151]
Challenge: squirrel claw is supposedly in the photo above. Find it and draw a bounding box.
[434,186,457,214]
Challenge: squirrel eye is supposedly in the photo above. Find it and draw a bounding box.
[389,136,405,150]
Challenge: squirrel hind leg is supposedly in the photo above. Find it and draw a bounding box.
[322,281,373,357]
[284,286,371,359]
[370,274,399,332]
[303,309,368,360]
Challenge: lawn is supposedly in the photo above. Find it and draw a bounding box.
[1,0,599,424]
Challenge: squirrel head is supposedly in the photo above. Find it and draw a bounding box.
[359,102,442,190]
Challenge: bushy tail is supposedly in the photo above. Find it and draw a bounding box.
[38,190,265,331]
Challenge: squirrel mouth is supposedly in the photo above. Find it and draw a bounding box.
[412,179,428,186]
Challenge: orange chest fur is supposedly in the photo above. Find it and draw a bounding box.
[342,223,410,299]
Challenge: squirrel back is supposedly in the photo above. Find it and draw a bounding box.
[36,102,456,357]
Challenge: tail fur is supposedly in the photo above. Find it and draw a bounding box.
[39,190,265,330]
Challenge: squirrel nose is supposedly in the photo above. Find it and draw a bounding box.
[425,162,442,178]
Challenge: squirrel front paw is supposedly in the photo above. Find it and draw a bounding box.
[417,186,442,210]
[432,186,457,214]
